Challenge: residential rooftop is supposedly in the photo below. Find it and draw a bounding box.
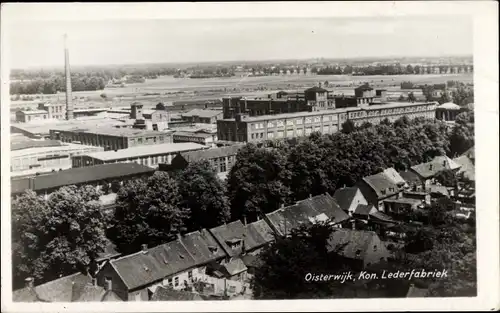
[84,142,207,161]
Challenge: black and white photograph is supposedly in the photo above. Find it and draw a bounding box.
[1,2,498,312]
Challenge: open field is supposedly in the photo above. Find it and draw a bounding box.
[8,73,473,112]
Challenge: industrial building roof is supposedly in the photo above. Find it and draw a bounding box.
[11,139,63,151]
[85,142,207,161]
[220,101,435,123]
[181,109,222,119]
[18,109,48,115]
[10,163,155,194]
[51,125,166,137]
[173,131,214,139]
[11,142,102,157]
[177,145,245,163]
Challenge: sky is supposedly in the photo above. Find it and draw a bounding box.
[6,16,473,69]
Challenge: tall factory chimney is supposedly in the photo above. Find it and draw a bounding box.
[64,34,74,120]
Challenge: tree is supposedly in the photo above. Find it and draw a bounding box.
[434,169,458,187]
[178,161,231,230]
[12,187,108,287]
[110,172,190,254]
[227,144,291,222]
[422,85,435,102]
[341,119,356,134]
[110,180,121,193]
[408,92,416,103]
[438,91,452,104]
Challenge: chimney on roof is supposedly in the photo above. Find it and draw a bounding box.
[141,244,148,253]
[243,215,247,226]
[104,277,112,291]
[91,277,97,286]
[25,277,34,288]
[309,194,312,199]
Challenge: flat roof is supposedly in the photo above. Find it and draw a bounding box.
[10,118,133,136]
[51,125,167,137]
[173,131,213,138]
[11,142,102,157]
[84,142,207,161]
[18,110,48,115]
[219,101,436,123]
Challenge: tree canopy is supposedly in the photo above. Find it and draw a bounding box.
[109,172,190,254]
[11,186,108,288]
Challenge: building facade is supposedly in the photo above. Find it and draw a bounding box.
[217,102,437,143]
[172,131,217,146]
[72,142,207,168]
[180,109,223,124]
[11,141,103,177]
[50,127,171,150]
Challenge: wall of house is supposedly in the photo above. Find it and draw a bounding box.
[96,263,129,301]
[347,189,369,213]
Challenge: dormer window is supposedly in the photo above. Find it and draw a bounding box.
[179,253,185,259]
[208,245,219,254]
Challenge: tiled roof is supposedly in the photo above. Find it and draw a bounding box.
[11,140,63,151]
[427,185,450,197]
[181,109,222,119]
[266,194,350,236]
[178,145,245,163]
[13,273,90,302]
[220,257,247,277]
[333,187,359,211]
[354,204,376,216]
[398,170,422,186]
[410,156,461,179]
[71,283,122,302]
[361,168,405,199]
[369,211,395,223]
[10,163,155,194]
[245,219,276,250]
[151,286,204,301]
[109,239,198,290]
[453,155,475,181]
[326,229,379,261]
[179,229,227,265]
[208,221,247,257]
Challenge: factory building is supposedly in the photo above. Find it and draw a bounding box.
[217,93,436,143]
[10,140,103,177]
[72,142,207,168]
[49,126,172,151]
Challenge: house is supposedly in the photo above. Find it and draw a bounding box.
[453,154,475,182]
[164,144,244,180]
[150,286,204,301]
[410,156,461,188]
[13,274,121,302]
[96,231,227,301]
[382,198,423,215]
[208,219,274,258]
[398,170,423,191]
[326,229,390,269]
[240,254,264,275]
[264,193,350,237]
[402,191,431,206]
[356,168,407,212]
[353,204,395,224]
[333,186,368,214]
[216,257,248,282]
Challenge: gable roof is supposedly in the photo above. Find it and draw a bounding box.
[179,229,227,265]
[208,221,247,257]
[398,170,422,186]
[177,144,244,163]
[333,187,360,211]
[410,156,461,179]
[11,163,155,194]
[245,219,276,250]
[151,286,204,301]
[265,194,350,236]
[354,204,376,216]
[361,168,405,199]
[70,282,122,302]
[326,229,379,261]
[109,239,198,290]
[220,257,248,277]
[453,155,475,181]
[13,273,90,302]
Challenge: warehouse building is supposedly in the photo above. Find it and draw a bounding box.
[72,142,207,168]
[50,126,172,150]
[11,140,103,177]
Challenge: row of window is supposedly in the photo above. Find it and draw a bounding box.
[251,125,339,140]
[252,115,340,130]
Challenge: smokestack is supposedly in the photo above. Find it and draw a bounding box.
[64,34,74,120]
